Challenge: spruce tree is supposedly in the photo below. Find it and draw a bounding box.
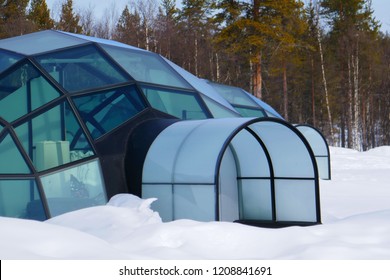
[56,0,82,34]
[28,0,54,31]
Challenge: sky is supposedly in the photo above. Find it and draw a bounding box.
[45,0,390,34]
[1,145,390,260]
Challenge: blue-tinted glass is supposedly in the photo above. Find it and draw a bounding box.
[235,106,266,118]
[0,133,30,174]
[35,44,129,93]
[0,62,60,122]
[40,160,107,217]
[73,86,146,139]
[14,102,94,171]
[141,85,208,120]
[209,82,259,107]
[0,30,86,55]
[102,45,191,89]
[0,179,46,220]
[0,50,23,73]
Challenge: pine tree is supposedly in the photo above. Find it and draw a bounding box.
[0,0,31,38]
[56,0,82,34]
[114,5,143,47]
[28,0,54,31]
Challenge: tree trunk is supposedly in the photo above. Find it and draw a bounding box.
[317,25,335,144]
[253,52,262,99]
[283,60,288,120]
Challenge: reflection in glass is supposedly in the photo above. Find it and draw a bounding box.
[73,86,146,138]
[102,45,191,89]
[0,62,59,122]
[40,160,106,217]
[0,50,22,73]
[0,133,30,174]
[0,179,46,220]
[14,101,94,171]
[141,85,208,120]
[36,44,128,93]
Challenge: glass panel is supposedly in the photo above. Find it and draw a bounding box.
[250,122,315,178]
[141,85,208,120]
[142,184,173,222]
[209,82,259,107]
[174,184,216,222]
[296,126,329,155]
[0,30,87,55]
[0,133,30,174]
[35,44,128,93]
[231,129,271,177]
[40,160,106,217]
[142,120,201,183]
[201,95,241,118]
[102,45,191,89]
[219,146,239,222]
[275,179,317,222]
[316,156,330,180]
[0,50,22,73]
[235,106,266,118]
[0,62,59,122]
[73,85,146,139]
[0,179,46,220]
[239,179,272,220]
[14,102,94,171]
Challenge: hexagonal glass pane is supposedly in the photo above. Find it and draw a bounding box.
[0,179,46,220]
[14,102,94,171]
[72,85,146,139]
[35,44,129,93]
[0,62,60,122]
[102,45,191,89]
[141,85,208,120]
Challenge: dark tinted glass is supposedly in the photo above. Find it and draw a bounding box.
[73,85,146,139]
[35,45,129,93]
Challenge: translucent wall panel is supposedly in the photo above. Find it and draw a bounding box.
[143,120,203,183]
[102,45,191,89]
[142,184,173,222]
[0,30,86,55]
[14,102,94,171]
[0,180,45,220]
[239,179,272,220]
[249,122,315,178]
[274,180,317,222]
[0,50,22,73]
[295,125,330,180]
[0,62,59,122]
[40,160,106,217]
[219,146,239,222]
[0,133,30,174]
[73,86,146,139]
[173,119,250,183]
[173,184,216,222]
[141,85,208,120]
[36,44,128,93]
[231,129,270,177]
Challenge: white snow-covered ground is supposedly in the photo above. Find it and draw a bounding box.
[1,146,390,260]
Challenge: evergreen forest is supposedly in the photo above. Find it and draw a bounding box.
[1,0,389,151]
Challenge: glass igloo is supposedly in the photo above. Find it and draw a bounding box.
[0,30,321,226]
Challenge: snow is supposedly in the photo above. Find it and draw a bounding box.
[1,146,390,260]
